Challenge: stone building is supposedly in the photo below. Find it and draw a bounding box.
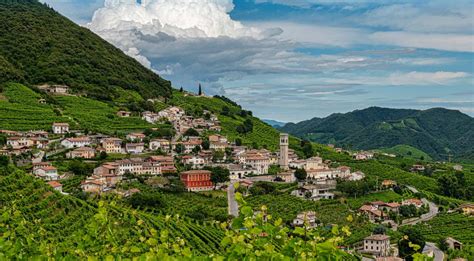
[279,133,289,170]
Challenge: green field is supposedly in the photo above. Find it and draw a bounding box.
[414,213,474,244]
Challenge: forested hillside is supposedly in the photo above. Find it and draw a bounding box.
[0,0,171,100]
[280,107,474,161]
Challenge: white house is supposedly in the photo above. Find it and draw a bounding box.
[52,123,69,134]
[126,143,144,154]
[126,133,146,142]
[47,181,63,192]
[293,211,318,228]
[182,155,206,169]
[34,166,59,181]
[61,136,91,149]
[347,171,365,181]
[149,139,171,152]
[362,234,391,257]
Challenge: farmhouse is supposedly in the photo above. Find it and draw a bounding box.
[117,111,132,117]
[34,166,59,181]
[126,133,146,142]
[361,234,391,257]
[182,155,206,169]
[126,143,144,154]
[459,203,474,215]
[47,181,63,192]
[149,139,170,152]
[66,147,96,159]
[293,211,318,228]
[180,170,213,191]
[101,138,123,153]
[61,136,91,149]
[52,122,69,134]
[37,84,69,94]
[402,198,423,208]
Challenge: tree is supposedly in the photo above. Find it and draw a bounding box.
[235,138,242,146]
[0,134,7,146]
[205,166,230,188]
[221,106,231,116]
[179,86,183,92]
[399,205,417,218]
[373,225,386,235]
[212,150,225,162]
[183,128,199,137]
[294,168,307,181]
[0,155,8,167]
[302,142,313,158]
[202,138,210,150]
[198,83,202,95]
[68,160,93,176]
[398,228,426,261]
[174,143,185,154]
[99,151,107,160]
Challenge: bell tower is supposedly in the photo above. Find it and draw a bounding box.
[279,133,289,170]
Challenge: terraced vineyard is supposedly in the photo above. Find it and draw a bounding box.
[0,83,155,133]
[0,83,70,130]
[414,213,474,244]
[0,167,225,257]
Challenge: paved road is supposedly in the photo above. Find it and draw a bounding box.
[402,186,439,226]
[423,242,444,261]
[227,182,239,217]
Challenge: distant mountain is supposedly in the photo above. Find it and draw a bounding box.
[0,0,172,100]
[263,119,287,128]
[279,107,474,161]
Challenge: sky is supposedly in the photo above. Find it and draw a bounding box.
[41,0,473,122]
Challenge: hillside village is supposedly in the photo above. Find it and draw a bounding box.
[2,92,472,260]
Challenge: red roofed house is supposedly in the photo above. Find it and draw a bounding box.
[47,181,63,192]
[67,147,96,159]
[126,133,146,142]
[180,170,213,191]
[61,136,91,149]
[402,198,423,208]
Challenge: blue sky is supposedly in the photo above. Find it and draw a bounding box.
[41,0,473,122]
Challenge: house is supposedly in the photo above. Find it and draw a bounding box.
[381,179,397,187]
[101,138,123,153]
[337,166,351,178]
[209,134,227,144]
[445,237,463,250]
[293,211,318,228]
[453,164,463,171]
[180,170,213,191]
[61,136,91,149]
[126,133,146,142]
[381,202,401,213]
[148,156,176,173]
[305,157,325,170]
[142,111,160,123]
[402,198,423,208]
[289,160,306,169]
[411,164,425,172]
[227,164,255,180]
[276,171,296,183]
[47,181,63,192]
[37,84,69,94]
[355,152,374,160]
[292,182,336,201]
[362,234,391,257]
[33,162,52,170]
[81,178,106,194]
[149,139,171,152]
[66,147,96,159]
[52,122,69,134]
[359,205,387,222]
[117,111,132,117]
[34,166,59,181]
[182,155,206,169]
[183,140,202,153]
[459,203,474,215]
[245,154,270,175]
[209,141,228,151]
[125,142,145,154]
[6,136,34,149]
[347,171,365,181]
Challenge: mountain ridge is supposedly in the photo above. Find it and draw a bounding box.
[279,107,474,161]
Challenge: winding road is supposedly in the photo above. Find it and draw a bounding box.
[402,186,439,226]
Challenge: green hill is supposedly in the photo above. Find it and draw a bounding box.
[280,107,474,161]
[0,166,225,257]
[0,0,171,100]
[378,145,433,161]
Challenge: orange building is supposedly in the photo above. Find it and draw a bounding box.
[180,170,213,191]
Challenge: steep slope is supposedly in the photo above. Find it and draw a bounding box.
[0,166,224,257]
[0,0,171,100]
[280,107,474,160]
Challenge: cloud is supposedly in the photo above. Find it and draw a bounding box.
[387,71,469,86]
